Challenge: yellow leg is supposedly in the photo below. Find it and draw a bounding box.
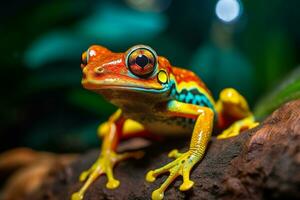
[97,109,122,138]
[216,88,251,118]
[146,101,214,200]
[71,110,144,200]
[216,88,259,139]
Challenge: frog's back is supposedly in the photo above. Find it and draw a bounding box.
[171,67,211,93]
[170,67,216,111]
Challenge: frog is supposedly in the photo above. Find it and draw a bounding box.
[71,44,259,200]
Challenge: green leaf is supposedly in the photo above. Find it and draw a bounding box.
[254,67,300,120]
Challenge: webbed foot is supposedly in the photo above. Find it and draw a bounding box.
[71,150,144,200]
[217,115,259,139]
[146,149,199,200]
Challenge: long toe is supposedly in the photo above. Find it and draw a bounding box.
[179,180,194,191]
[106,179,120,189]
[71,192,83,200]
[152,189,164,200]
[146,170,156,182]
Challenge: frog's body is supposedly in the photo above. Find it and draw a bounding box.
[72,45,258,200]
[110,67,215,136]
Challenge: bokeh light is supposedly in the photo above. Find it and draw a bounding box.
[215,0,242,23]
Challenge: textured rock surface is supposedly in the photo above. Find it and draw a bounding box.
[29,100,300,200]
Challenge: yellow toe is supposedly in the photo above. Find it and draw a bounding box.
[168,149,178,158]
[217,135,224,139]
[79,171,89,182]
[106,179,120,189]
[179,180,194,191]
[146,170,156,182]
[152,189,164,200]
[71,192,83,200]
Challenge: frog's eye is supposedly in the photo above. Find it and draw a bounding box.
[81,48,98,68]
[87,49,97,62]
[126,45,157,78]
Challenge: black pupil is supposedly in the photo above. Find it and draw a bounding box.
[136,54,149,68]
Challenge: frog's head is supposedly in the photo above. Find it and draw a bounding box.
[81,45,173,108]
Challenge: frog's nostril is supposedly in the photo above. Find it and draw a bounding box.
[95,67,104,74]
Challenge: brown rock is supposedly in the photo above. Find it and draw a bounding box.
[29,100,300,200]
[0,149,76,200]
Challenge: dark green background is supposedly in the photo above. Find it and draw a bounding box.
[1,0,299,152]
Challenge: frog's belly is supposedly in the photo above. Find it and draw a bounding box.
[123,111,195,136]
[145,122,192,136]
[138,116,194,136]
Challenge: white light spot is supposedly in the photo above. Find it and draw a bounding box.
[215,0,241,23]
[89,49,96,57]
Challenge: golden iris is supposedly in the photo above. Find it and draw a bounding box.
[126,48,157,77]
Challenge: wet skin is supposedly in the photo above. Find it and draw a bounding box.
[71,45,259,200]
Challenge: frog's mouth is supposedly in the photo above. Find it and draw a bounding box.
[93,85,169,94]
[81,74,169,94]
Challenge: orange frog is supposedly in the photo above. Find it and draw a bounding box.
[72,45,258,200]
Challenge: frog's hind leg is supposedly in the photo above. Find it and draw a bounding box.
[217,115,259,139]
[216,88,259,139]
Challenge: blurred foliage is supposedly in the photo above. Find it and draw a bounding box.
[254,66,300,120]
[24,2,167,68]
[0,0,300,152]
[190,23,255,101]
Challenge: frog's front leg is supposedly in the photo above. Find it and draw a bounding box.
[146,101,214,200]
[71,109,144,200]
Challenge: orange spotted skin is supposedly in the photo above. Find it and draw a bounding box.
[172,67,211,94]
[72,44,258,200]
